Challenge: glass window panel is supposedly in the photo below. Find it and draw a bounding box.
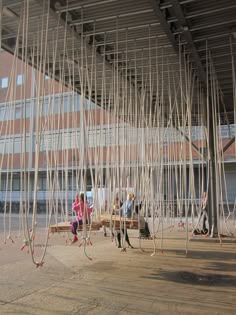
[42,99,49,116]
[14,137,21,153]
[52,97,60,114]
[0,107,5,121]
[6,140,14,154]
[13,177,20,191]
[70,130,80,148]
[15,105,22,119]
[0,177,10,191]
[25,102,31,118]
[42,133,61,151]
[0,105,13,121]
[75,94,81,111]
[63,132,73,150]
[0,140,6,154]
[1,77,8,88]
[39,135,46,152]
[87,129,98,147]
[16,74,24,86]
[38,177,47,190]
[63,95,70,113]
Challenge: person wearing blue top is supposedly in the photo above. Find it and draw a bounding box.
[120,198,133,218]
[117,193,135,249]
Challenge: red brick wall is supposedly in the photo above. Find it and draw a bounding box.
[0,50,235,170]
[0,50,70,103]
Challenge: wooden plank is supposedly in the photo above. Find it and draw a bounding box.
[49,221,102,234]
[99,214,139,229]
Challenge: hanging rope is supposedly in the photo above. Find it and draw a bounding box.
[1,0,235,265]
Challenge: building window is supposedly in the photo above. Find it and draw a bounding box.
[15,105,22,119]
[16,74,24,86]
[42,99,49,116]
[0,139,13,154]
[13,176,20,191]
[52,96,60,114]
[1,77,8,88]
[0,177,10,191]
[13,137,21,153]
[62,132,72,150]
[25,102,31,118]
[0,107,6,121]
[38,177,47,190]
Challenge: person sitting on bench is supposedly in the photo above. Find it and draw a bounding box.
[70,193,93,243]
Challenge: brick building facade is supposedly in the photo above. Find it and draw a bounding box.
[0,49,235,212]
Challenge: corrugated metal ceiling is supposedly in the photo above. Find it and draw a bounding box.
[1,0,236,116]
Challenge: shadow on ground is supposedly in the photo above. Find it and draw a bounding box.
[205,261,236,272]
[142,270,236,286]
[132,247,236,262]
[175,249,236,261]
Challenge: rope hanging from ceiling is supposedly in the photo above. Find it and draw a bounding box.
[0,0,235,266]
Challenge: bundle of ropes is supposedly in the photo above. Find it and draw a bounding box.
[0,0,235,266]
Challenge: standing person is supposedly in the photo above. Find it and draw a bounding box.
[103,194,123,237]
[113,193,123,214]
[194,191,208,235]
[117,193,135,249]
[70,193,93,243]
[133,197,150,239]
[200,191,208,234]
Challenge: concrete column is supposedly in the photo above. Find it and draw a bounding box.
[207,102,218,237]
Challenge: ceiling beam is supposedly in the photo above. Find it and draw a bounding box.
[169,0,206,84]
[149,0,179,53]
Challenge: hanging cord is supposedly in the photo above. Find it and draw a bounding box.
[0,0,2,49]
[229,35,236,168]
[1,1,24,245]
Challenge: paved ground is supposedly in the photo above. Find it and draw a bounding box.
[0,219,236,315]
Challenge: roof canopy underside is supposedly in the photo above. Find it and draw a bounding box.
[1,0,236,122]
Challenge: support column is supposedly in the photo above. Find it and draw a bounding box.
[207,102,218,237]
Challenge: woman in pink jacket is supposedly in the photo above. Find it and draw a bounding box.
[70,193,93,243]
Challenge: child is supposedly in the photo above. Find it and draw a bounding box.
[70,193,93,243]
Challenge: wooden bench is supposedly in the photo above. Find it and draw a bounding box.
[99,215,139,229]
[49,221,102,234]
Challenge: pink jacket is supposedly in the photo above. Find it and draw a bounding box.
[72,196,93,221]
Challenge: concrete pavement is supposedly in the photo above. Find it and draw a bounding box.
[0,228,235,315]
